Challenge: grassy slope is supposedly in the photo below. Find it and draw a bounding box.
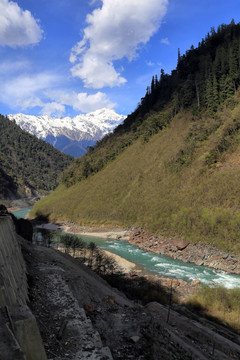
[32,99,240,253]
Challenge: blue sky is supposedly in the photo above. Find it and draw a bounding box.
[0,0,239,118]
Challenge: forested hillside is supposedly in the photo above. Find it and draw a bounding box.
[0,114,73,200]
[61,21,240,187]
[32,21,240,252]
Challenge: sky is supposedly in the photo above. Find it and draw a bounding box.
[0,0,240,118]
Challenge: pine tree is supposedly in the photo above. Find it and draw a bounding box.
[151,76,155,93]
[229,39,239,91]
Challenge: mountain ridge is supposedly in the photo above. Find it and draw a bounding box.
[0,114,73,203]
[31,21,240,253]
[8,108,126,157]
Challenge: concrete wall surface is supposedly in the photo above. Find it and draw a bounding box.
[0,215,28,308]
[0,215,47,360]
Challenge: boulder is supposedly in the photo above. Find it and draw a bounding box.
[130,336,141,343]
[171,239,190,251]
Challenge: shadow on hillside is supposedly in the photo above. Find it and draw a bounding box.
[34,211,50,222]
[102,273,172,306]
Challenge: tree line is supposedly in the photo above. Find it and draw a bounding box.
[62,20,240,187]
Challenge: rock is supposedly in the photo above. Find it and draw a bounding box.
[130,336,141,343]
[193,280,200,285]
[172,279,180,287]
[84,304,95,312]
[171,239,190,251]
[108,296,115,305]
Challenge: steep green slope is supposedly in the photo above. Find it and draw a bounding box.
[0,114,73,200]
[32,22,240,252]
[32,99,240,252]
[61,21,240,188]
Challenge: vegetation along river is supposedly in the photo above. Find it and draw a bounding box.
[12,208,240,289]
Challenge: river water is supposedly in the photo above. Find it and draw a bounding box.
[12,208,240,289]
[12,207,32,219]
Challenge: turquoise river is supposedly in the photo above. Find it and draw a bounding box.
[12,208,240,289]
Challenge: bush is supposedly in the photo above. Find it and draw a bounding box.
[187,286,240,331]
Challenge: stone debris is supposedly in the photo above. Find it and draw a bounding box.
[129,228,240,274]
[17,230,240,360]
[28,263,113,359]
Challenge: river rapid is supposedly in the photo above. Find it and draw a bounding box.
[12,208,240,289]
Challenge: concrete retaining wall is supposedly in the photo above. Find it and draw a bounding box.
[0,215,47,360]
[0,216,28,308]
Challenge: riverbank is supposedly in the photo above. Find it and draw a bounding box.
[129,229,240,275]
[30,219,240,303]
[56,222,240,276]
[56,246,137,275]
[6,197,40,212]
[35,222,200,300]
[102,249,137,273]
[61,222,131,240]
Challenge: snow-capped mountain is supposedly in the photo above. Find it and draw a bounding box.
[8,108,126,158]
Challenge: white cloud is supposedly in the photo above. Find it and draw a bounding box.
[89,0,100,6]
[48,90,116,113]
[41,102,66,117]
[17,97,43,110]
[0,69,115,115]
[2,73,60,99]
[160,37,170,45]
[146,61,154,67]
[70,0,168,88]
[0,0,43,47]
[0,72,62,114]
[0,60,30,74]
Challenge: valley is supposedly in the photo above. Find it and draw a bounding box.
[3,15,240,360]
[6,208,240,359]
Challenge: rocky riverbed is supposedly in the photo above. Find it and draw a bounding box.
[129,229,240,275]
[55,222,240,275]
[32,221,240,302]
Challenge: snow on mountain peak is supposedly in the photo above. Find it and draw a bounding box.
[7,108,127,157]
[8,108,126,140]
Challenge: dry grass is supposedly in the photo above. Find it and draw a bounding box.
[186,286,240,332]
[31,101,240,253]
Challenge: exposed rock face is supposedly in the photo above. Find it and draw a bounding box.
[129,229,240,274]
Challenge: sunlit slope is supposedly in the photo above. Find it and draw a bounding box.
[32,103,240,252]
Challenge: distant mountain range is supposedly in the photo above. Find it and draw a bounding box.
[8,108,126,158]
[0,114,73,203]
